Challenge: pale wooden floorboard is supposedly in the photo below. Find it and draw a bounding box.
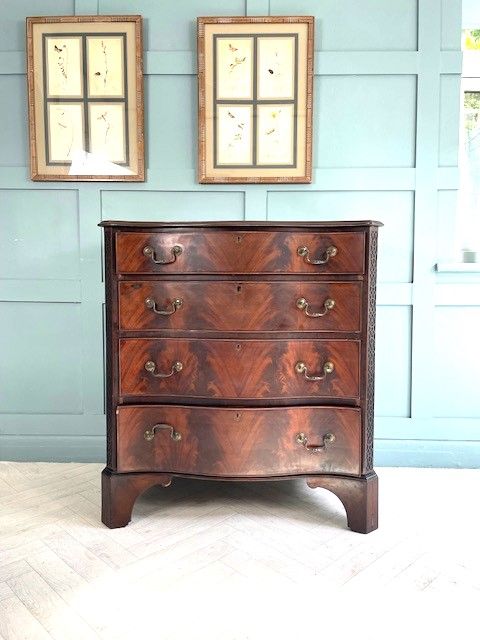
[0,593,52,640]
[0,583,14,603]
[0,463,478,639]
[7,570,98,640]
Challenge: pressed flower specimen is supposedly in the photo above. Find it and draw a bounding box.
[54,43,68,82]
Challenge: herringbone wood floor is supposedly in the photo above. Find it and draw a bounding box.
[0,463,478,639]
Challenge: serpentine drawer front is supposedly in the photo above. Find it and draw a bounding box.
[118,338,360,401]
[115,406,362,476]
[115,230,365,274]
[100,220,381,533]
[118,280,362,333]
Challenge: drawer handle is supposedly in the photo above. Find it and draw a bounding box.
[143,244,182,265]
[296,432,336,453]
[144,423,182,442]
[145,297,183,315]
[297,245,338,265]
[296,297,335,317]
[144,360,183,378]
[295,360,334,381]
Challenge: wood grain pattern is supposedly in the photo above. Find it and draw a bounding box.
[102,468,172,528]
[101,220,382,228]
[307,472,378,534]
[118,338,360,400]
[115,405,362,477]
[118,280,362,333]
[115,231,365,274]
[101,220,381,532]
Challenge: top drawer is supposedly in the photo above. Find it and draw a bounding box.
[115,231,365,275]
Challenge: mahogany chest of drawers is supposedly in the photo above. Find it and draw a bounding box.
[100,220,381,533]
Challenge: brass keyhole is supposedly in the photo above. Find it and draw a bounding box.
[236,236,242,243]
[236,284,242,293]
[236,344,242,350]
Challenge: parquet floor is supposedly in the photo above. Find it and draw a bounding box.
[0,463,479,640]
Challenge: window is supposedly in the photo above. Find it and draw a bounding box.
[458,29,480,262]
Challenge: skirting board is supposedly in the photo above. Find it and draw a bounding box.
[1,436,479,468]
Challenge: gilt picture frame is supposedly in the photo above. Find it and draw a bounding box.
[198,16,314,184]
[26,15,144,181]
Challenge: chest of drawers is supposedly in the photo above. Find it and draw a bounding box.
[100,220,381,533]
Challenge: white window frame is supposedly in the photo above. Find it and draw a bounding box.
[457,73,480,261]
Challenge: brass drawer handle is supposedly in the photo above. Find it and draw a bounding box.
[295,360,334,381]
[144,423,182,442]
[296,432,336,453]
[296,297,335,317]
[144,360,183,378]
[297,245,337,265]
[143,244,182,265]
[145,297,183,315]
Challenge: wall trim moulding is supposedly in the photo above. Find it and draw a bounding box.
[0,283,413,307]
[0,279,81,303]
[1,434,477,468]
[0,168,419,191]
[0,414,105,436]
[375,416,480,440]
[0,49,462,77]
[375,439,480,469]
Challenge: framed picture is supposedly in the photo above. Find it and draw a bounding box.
[26,15,144,181]
[197,16,314,184]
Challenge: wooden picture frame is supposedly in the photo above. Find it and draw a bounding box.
[26,15,144,181]
[197,16,314,184]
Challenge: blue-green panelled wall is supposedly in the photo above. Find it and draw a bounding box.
[1,0,479,466]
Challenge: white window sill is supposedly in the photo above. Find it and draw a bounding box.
[435,263,480,273]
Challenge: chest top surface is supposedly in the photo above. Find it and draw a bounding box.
[100,220,383,229]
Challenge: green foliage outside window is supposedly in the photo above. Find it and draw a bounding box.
[463,29,480,50]
[464,92,480,136]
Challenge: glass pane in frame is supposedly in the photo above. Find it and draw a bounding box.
[45,36,83,98]
[87,35,125,98]
[216,37,254,100]
[216,104,253,166]
[256,103,294,166]
[257,36,296,100]
[88,102,127,164]
[47,102,84,163]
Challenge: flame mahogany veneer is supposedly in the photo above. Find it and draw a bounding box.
[118,280,362,333]
[100,220,381,532]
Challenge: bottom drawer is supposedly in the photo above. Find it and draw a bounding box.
[116,405,362,476]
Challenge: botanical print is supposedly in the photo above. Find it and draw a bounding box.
[87,36,124,97]
[199,17,312,182]
[214,35,297,168]
[89,103,126,163]
[47,103,84,162]
[216,38,253,99]
[256,104,294,165]
[46,36,82,97]
[28,16,143,180]
[216,105,253,165]
[257,37,295,100]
